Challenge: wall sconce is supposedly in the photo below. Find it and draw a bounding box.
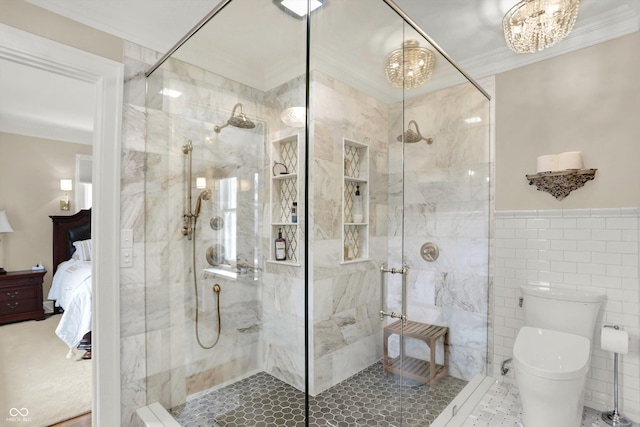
[60,179,72,211]
[0,210,14,275]
[196,177,207,189]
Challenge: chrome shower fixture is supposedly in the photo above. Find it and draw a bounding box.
[214,103,256,133]
[397,120,433,144]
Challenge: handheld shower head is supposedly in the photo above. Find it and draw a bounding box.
[397,120,433,144]
[214,103,256,133]
[194,189,212,217]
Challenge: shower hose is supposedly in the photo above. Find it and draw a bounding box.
[192,216,222,349]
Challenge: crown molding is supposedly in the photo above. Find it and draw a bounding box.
[460,4,640,80]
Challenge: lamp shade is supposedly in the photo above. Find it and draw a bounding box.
[60,179,73,191]
[0,211,14,233]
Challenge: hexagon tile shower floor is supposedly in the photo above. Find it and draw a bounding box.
[172,361,467,426]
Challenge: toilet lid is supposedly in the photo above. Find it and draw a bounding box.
[514,327,590,380]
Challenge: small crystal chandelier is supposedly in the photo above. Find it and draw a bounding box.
[385,40,436,90]
[503,0,580,54]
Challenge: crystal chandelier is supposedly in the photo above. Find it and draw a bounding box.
[385,40,436,90]
[503,0,580,54]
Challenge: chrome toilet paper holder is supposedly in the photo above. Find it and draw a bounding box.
[601,325,631,427]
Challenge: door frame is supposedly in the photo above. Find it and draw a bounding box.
[0,23,123,426]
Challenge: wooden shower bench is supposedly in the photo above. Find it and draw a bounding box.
[383,320,449,384]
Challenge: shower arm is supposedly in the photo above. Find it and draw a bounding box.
[214,103,246,133]
[409,120,433,144]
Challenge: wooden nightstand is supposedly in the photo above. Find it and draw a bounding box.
[0,269,47,325]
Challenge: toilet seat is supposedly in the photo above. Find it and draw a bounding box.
[514,326,590,380]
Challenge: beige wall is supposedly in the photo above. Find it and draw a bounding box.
[0,132,92,296]
[496,32,640,210]
[0,0,123,62]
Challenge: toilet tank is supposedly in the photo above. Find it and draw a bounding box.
[521,285,605,340]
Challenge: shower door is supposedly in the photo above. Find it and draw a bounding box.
[310,1,491,425]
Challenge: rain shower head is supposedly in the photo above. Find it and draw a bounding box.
[214,103,256,133]
[397,120,433,144]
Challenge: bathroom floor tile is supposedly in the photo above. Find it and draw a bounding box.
[171,361,467,426]
[462,380,639,427]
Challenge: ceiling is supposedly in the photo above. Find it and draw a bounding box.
[1,0,639,144]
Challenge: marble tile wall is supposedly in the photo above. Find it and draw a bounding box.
[143,57,268,410]
[120,41,163,426]
[385,81,492,381]
[493,208,640,422]
[309,70,390,395]
[261,75,307,392]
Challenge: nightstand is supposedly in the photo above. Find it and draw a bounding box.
[0,269,46,325]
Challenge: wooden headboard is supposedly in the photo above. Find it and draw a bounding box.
[49,209,91,274]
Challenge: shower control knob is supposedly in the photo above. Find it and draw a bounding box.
[420,242,439,262]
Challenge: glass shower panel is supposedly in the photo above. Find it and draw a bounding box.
[392,22,492,425]
[144,0,308,420]
[144,1,491,425]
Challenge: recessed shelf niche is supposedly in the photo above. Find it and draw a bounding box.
[342,138,369,263]
[269,134,300,265]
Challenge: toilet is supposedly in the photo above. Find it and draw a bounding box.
[513,285,605,427]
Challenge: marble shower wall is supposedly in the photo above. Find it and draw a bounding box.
[386,81,492,381]
[143,58,267,409]
[120,41,163,426]
[261,75,307,391]
[309,70,390,395]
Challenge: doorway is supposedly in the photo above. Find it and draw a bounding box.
[0,23,123,426]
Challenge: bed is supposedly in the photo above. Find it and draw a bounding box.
[48,208,92,359]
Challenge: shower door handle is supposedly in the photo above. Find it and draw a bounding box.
[379,263,409,326]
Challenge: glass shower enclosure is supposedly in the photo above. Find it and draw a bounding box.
[144,0,491,425]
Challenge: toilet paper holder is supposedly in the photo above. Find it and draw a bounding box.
[601,324,631,427]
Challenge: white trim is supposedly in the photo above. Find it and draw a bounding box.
[430,374,496,427]
[136,402,182,427]
[0,24,123,426]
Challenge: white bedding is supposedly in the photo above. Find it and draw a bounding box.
[48,259,92,348]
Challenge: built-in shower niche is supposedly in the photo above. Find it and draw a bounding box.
[269,134,300,265]
[342,138,369,263]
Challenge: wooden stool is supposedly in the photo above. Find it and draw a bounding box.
[383,320,449,384]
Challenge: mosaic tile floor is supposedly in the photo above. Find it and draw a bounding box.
[461,380,640,427]
[172,361,467,426]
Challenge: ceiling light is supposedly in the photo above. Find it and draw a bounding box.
[160,88,182,98]
[503,0,580,54]
[385,40,436,90]
[274,0,323,18]
[464,117,482,124]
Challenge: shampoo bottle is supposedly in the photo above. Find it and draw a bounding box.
[275,228,287,261]
[352,185,364,223]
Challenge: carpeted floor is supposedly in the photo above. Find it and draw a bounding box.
[0,315,91,427]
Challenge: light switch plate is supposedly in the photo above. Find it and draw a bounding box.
[121,229,133,248]
[121,248,133,268]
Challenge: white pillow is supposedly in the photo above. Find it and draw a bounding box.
[72,239,92,261]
